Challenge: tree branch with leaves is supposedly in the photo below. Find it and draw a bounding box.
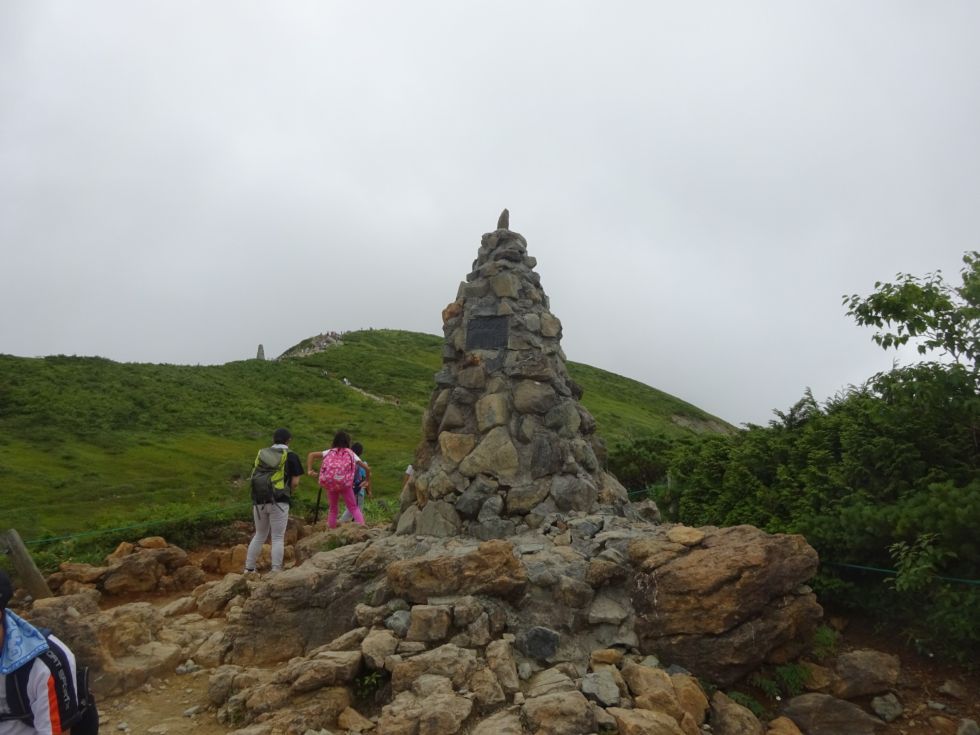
[843,251,980,373]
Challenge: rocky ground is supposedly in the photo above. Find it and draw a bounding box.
[820,618,979,735]
[99,666,220,735]
[91,595,977,735]
[19,518,980,735]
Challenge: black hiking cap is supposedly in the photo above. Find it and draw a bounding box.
[273,428,292,444]
[0,570,12,610]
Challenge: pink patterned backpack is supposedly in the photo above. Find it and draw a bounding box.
[319,447,356,493]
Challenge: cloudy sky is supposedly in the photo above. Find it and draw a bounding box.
[1,2,977,426]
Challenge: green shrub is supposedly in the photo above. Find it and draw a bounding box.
[748,673,780,701]
[888,533,956,593]
[353,670,388,701]
[362,498,395,526]
[726,691,766,718]
[748,663,810,702]
[809,625,839,662]
[773,663,810,698]
[664,361,980,662]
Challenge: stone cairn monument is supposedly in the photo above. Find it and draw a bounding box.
[397,210,629,538]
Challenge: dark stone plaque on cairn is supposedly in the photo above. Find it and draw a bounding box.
[465,316,509,351]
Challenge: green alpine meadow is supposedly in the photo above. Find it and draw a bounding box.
[0,328,729,552]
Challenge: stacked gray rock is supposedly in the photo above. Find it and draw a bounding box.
[398,212,628,538]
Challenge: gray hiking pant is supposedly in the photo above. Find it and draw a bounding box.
[246,501,289,571]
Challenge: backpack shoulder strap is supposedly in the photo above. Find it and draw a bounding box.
[38,638,81,725]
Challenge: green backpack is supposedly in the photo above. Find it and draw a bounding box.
[250,447,289,504]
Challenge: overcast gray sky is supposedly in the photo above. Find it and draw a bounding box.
[1,2,978,426]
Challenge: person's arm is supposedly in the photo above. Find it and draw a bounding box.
[306,451,322,476]
[357,461,372,496]
[357,462,372,497]
[288,452,303,489]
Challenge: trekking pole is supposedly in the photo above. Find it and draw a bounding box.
[313,487,323,524]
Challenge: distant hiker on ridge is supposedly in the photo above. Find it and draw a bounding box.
[244,427,303,574]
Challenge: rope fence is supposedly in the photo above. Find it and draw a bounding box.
[821,560,980,587]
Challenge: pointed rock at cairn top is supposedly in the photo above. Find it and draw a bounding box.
[497,208,510,230]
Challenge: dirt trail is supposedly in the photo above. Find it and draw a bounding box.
[344,382,399,405]
[99,669,228,735]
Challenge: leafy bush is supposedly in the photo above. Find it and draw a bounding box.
[667,371,980,661]
[747,673,781,701]
[809,625,840,662]
[888,533,957,593]
[655,253,980,663]
[353,670,388,702]
[773,664,810,698]
[726,691,766,718]
[748,663,809,703]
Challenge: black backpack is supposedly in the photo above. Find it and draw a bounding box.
[249,447,289,504]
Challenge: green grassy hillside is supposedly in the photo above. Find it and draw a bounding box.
[0,329,731,552]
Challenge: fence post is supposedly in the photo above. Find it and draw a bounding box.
[0,529,53,600]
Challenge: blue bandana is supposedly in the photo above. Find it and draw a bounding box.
[0,610,49,675]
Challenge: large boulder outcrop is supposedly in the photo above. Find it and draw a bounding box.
[387,538,528,603]
[782,693,885,735]
[831,649,901,699]
[48,537,205,597]
[26,591,189,695]
[213,515,822,690]
[225,541,376,665]
[630,524,822,684]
